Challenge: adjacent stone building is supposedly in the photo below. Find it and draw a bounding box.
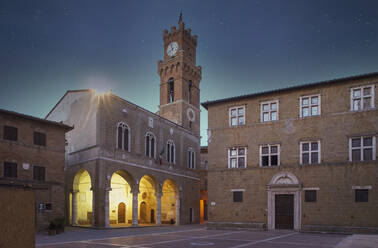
[0,108,72,231]
[202,72,378,233]
[46,16,203,228]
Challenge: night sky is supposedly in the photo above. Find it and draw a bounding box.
[1,0,378,145]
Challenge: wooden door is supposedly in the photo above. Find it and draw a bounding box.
[140,202,147,223]
[150,209,155,223]
[118,202,126,223]
[275,194,294,229]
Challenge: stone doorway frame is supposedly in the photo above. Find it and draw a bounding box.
[267,172,301,231]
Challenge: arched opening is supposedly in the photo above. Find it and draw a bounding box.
[161,179,178,225]
[168,78,174,103]
[72,169,93,226]
[138,175,157,225]
[109,171,133,227]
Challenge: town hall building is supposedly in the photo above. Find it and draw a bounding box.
[46,16,204,228]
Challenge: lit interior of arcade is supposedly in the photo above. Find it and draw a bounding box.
[138,175,157,225]
[109,172,133,226]
[70,169,93,226]
[161,179,178,224]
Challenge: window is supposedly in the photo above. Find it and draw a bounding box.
[188,81,192,104]
[33,131,46,146]
[229,106,245,126]
[260,144,280,166]
[33,166,45,181]
[349,136,376,162]
[3,125,17,141]
[233,191,243,202]
[168,78,174,103]
[261,100,279,122]
[228,147,247,168]
[355,189,369,202]
[188,148,195,169]
[166,140,175,164]
[145,132,156,158]
[116,122,130,151]
[4,162,17,178]
[300,141,320,165]
[305,190,317,202]
[300,95,320,117]
[351,85,375,111]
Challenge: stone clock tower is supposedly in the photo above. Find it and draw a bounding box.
[158,15,202,136]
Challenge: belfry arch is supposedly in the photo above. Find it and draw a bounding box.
[71,169,93,226]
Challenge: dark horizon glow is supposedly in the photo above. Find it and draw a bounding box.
[1,0,378,145]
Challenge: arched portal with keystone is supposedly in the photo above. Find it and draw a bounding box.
[267,172,302,231]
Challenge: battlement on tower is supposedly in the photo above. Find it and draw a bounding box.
[162,22,198,46]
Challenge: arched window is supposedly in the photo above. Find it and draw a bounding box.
[168,78,174,103]
[188,147,195,169]
[116,122,130,151]
[145,132,156,158]
[166,140,175,164]
[188,81,193,104]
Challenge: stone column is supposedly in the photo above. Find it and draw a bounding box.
[175,195,181,225]
[155,192,162,226]
[104,188,111,228]
[91,187,96,227]
[72,190,78,225]
[132,188,139,226]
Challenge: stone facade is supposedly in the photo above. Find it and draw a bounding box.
[46,17,203,228]
[202,72,378,233]
[0,109,72,231]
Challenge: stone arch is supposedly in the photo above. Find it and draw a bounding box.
[108,170,134,226]
[161,178,179,225]
[71,169,93,226]
[269,172,299,185]
[138,175,158,225]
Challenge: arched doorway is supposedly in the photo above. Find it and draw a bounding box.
[161,179,178,225]
[109,171,133,226]
[118,203,126,223]
[267,172,301,230]
[138,175,157,225]
[72,169,93,226]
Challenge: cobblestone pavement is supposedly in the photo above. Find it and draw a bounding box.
[37,226,348,248]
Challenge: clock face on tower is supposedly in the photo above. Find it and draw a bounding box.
[167,42,178,57]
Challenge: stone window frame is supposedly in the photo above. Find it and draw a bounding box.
[348,136,376,162]
[229,105,245,127]
[260,100,279,122]
[299,94,321,118]
[3,161,17,178]
[166,140,176,164]
[260,144,280,167]
[352,186,371,203]
[188,147,195,169]
[116,122,130,152]
[228,147,247,169]
[3,125,18,141]
[231,189,245,203]
[350,84,375,111]
[145,132,156,159]
[299,140,321,165]
[33,165,46,181]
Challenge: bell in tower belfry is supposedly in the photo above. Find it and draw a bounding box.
[157,14,202,136]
